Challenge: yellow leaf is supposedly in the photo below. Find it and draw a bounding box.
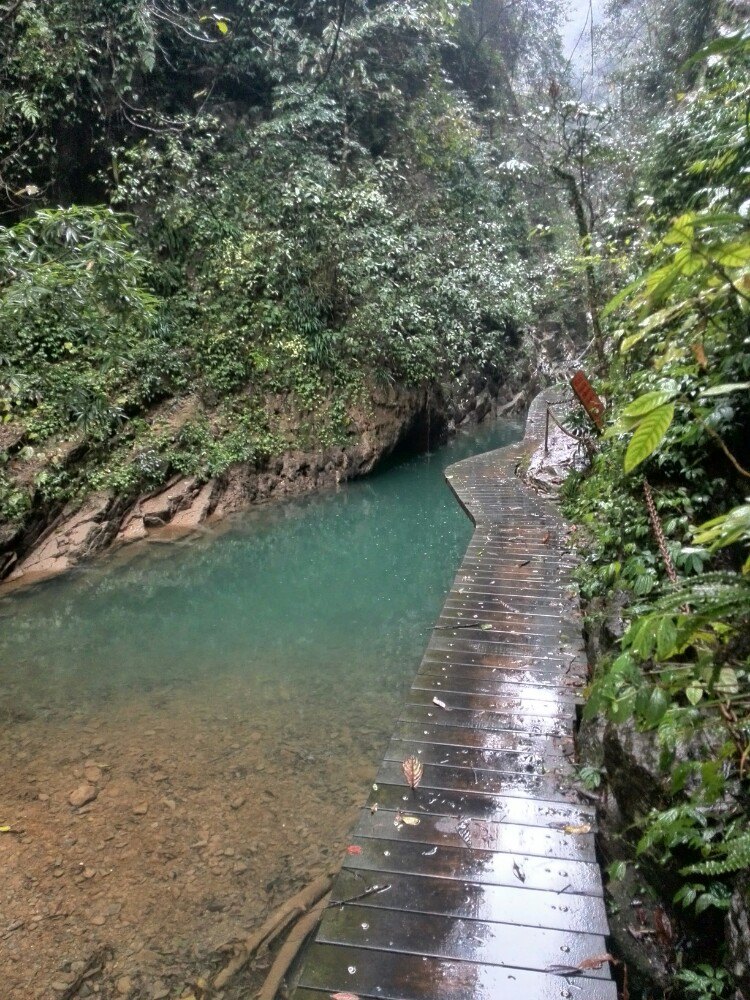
[0,826,12,833]
[563,823,592,835]
[401,815,421,826]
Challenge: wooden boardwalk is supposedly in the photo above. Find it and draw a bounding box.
[290,394,614,1000]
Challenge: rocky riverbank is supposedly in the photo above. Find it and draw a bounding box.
[1,374,527,592]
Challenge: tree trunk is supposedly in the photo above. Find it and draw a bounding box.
[553,165,606,368]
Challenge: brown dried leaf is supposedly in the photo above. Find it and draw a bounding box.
[563,823,592,835]
[692,341,708,368]
[577,952,618,971]
[402,756,423,791]
[653,905,674,950]
[546,952,618,976]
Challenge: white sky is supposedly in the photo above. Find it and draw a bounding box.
[562,0,605,66]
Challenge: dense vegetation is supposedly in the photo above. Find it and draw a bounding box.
[0,0,567,542]
[2,0,749,992]
[560,3,750,995]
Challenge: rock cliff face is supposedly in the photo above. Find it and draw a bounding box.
[1,375,525,590]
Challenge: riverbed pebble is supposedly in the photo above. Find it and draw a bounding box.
[68,783,98,808]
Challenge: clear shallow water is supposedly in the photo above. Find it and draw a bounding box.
[1,416,524,999]
[0,417,522,721]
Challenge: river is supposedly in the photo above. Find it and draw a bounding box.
[0,414,522,998]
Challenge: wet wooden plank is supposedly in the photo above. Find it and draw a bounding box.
[426,635,586,659]
[354,808,596,862]
[391,721,573,757]
[296,944,618,1000]
[366,784,594,828]
[415,666,584,697]
[330,869,609,934]
[316,906,611,977]
[385,739,574,778]
[375,760,580,804]
[407,688,573,717]
[384,739,570,776]
[399,703,575,739]
[420,653,587,681]
[338,837,603,895]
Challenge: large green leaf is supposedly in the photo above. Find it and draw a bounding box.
[644,687,669,727]
[602,275,644,318]
[699,382,750,397]
[624,402,675,473]
[712,241,750,268]
[622,390,677,418]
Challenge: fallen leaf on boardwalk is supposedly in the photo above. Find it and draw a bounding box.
[402,756,424,791]
[542,531,551,543]
[346,845,362,855]
[577,953,618,971]
[394,810,421,828]
[331,993,360,999]
[512,861,526,883]
[480,623,493,631]
[370,803,378,814]
[457,819,471,846]
[546,953,619,975]
[518,559,531,567]
[563,823,592,835]
[432,696,449,709]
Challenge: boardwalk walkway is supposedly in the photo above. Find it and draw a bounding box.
[291,393,614,1000]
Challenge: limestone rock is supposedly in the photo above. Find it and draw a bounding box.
[9,493,115,585]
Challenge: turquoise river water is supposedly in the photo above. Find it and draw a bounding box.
[0,416,522,722]
[0,415,522,999]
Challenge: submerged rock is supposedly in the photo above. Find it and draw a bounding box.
[69,783,98,808]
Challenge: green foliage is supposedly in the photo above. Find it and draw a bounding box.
[0,0,552,526]
[563,25,750,985]
[0,205,167,439]
[675,964,730,1000]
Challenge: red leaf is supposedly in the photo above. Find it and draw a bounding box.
[346,845,362,855]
